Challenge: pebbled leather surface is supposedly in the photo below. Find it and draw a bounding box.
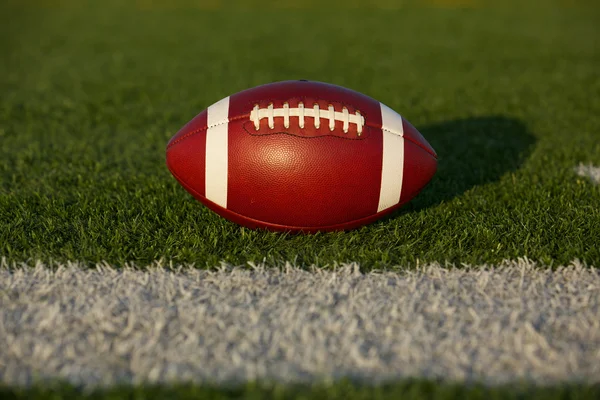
[166,80,437,231]
[401,117,436,159]
[227,118,383,227]
[167,109,208,149]
[166,109,208,197]
[169,168,418,233]
[401,137,438,205]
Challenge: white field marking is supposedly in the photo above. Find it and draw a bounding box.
[377,103,404,212]
[250,103,365,134]
[575,163,600,185]
[205,96,230,207]
[1,258,599,388]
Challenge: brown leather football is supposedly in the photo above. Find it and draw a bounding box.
[166,80,437,232]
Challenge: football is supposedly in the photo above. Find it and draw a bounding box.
[166,80,437,232]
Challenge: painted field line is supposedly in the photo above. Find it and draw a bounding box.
[0,258,599,388]
[575,163,600,185]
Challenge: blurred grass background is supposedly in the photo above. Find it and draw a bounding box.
[1,0,599,267]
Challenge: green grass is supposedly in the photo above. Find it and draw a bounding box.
[1,1,599,269]
[1,1,600,398]
[2,380,599,400]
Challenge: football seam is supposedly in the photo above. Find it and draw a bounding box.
[381,127,437,159]
[244,97,435,158]
[242,123,371,141]
[167,114,436,159]
[168,166,409,231]
[166,114,248,150]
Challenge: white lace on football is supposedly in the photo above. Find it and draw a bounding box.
[250,102,364,135]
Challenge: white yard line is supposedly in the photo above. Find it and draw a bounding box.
[0,258,599,388]
[575,163,600,185]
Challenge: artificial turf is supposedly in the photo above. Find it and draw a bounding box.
[1,1,600,398]
[1,1,599,270]
[2,380,600,400]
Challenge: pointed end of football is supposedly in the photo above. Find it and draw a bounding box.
[400,138,437,204]
[402,118,437,159]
